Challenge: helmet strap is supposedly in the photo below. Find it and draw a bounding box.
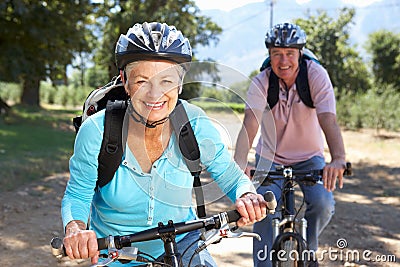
[123,71,128,83]
[127,100,169,129]
[298,49,303,64]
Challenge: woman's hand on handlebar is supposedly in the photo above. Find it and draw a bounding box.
[323,158,346,192]
[63,220,99,264]
[235,192,267,227]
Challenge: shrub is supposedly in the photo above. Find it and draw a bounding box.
[40,82,93,107]
[336,84,400,133]
[0,82,21,104]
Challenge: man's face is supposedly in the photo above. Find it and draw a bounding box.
[269,47,300,85]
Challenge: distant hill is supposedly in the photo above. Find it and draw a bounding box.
[195,0,400,82]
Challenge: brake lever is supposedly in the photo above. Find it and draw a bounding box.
[90,245,139,267]
[225,229,261,241]
[116,247,140,261]
[91,254,116,267]
[197,223,261,253]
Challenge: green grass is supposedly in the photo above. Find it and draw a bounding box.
[0,105,79,191]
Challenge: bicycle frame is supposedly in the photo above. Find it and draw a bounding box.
[271,167,308,244]
[253,163,352,267]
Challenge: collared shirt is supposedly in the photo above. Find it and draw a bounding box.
[246,60,336,165]
[62,100,255,259]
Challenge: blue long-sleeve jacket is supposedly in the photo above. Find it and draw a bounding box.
[61,100,255,260]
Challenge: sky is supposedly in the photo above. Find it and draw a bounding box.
[194,0,383,11]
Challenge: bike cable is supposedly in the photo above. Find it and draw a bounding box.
[178,237,201,267]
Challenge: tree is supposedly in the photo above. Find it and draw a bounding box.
[85,66,109,89]
[294,8,370,97]
[0,1,95,106]
[365,30,400,89]
[93,0,222,98]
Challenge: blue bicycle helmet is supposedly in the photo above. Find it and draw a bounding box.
[115,22,192,70]
[265,23,306,49]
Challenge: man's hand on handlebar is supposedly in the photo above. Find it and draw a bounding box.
[63,220,99,264]
[235,192,268,227]
[323,158,347,192]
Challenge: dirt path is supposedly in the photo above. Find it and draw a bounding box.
[0,118,399,266]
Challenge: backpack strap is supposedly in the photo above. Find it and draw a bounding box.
[169,100,205,218]
[296,59,314,108]
[267,58,314,109]
[97,100,127,190]
[267,70,280,110]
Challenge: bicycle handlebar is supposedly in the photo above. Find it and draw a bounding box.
[251,162,353,186]
[51,191,277,266]
[97,209,241,250]
[51,209,241,258]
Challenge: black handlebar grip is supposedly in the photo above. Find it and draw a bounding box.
[97,237,108,250]
[226,210,241,223]
[50,237,66,257]
[344,162,353,176]
[263,191,277,212]
[263,191,275,202]
[51,236,109,258]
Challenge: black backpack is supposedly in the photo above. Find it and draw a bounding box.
[259,48,321,109]
[73,75,207,218]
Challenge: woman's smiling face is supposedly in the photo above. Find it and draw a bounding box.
[125,60,183,123]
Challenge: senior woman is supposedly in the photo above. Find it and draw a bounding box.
[61,22,268,266]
